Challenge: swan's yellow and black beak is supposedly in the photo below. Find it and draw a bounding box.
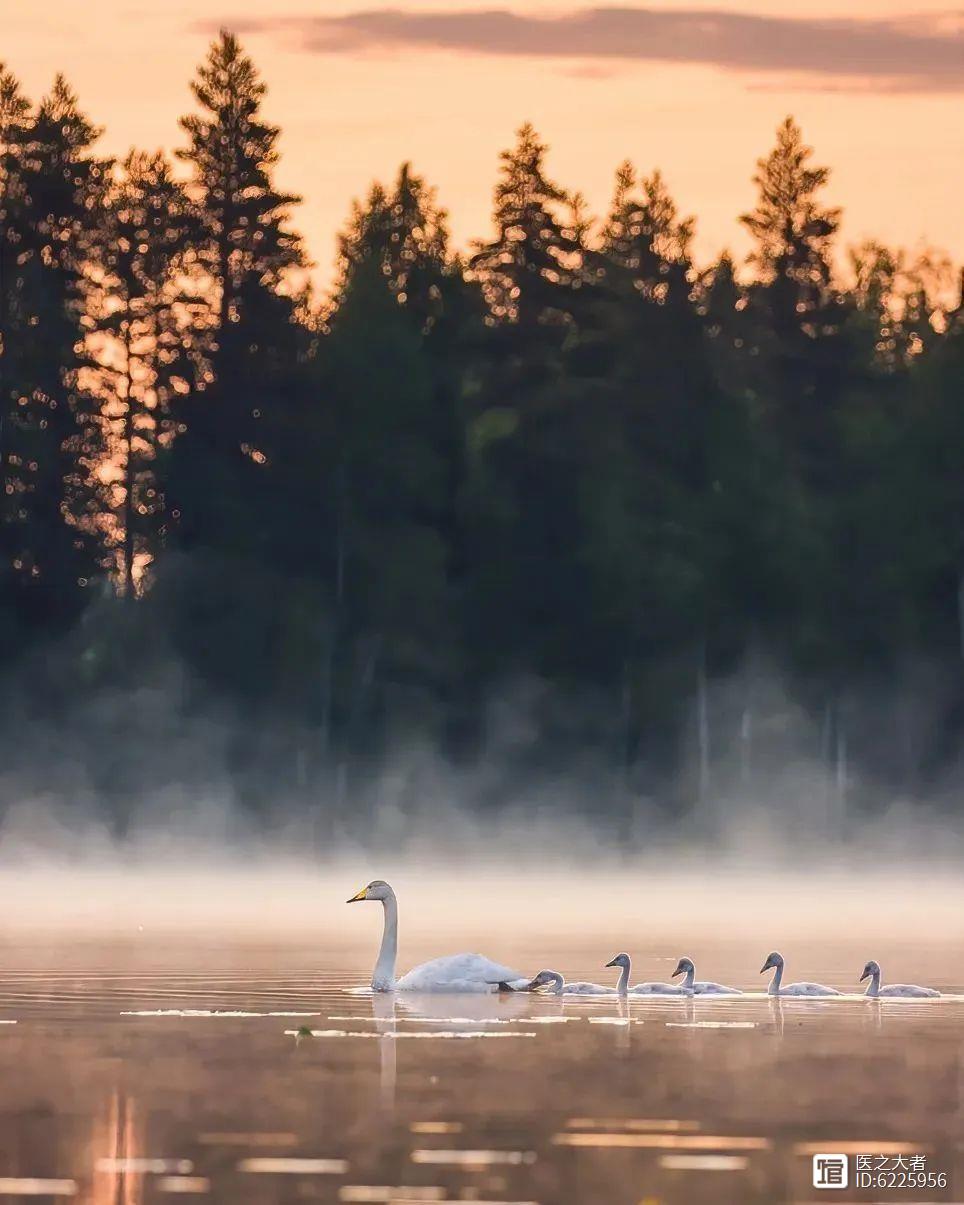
[604,957,620,968]
[671,962,685,978]
[347,887,368,903]
[859,967,871,982]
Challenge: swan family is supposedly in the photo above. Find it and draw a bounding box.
[347,880,941,999]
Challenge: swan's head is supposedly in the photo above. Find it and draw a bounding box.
[672,957,694,979]
[347,879,393,903]
[531,970,565,993]
[605,953,630,970]
[860,960,880,983]
[760,951,783,974]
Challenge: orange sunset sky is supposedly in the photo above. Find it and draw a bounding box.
[5,0,963,289]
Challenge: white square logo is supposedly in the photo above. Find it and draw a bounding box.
[812,1153,849,1189]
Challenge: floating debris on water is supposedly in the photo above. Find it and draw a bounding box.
[665,1021,756,1029]
[96,1158,193,1174]
[156,1176,211,1194]
[198,1133,297,1147]
[238,1157,348,1174]
[410,1149,537,1167]
[338,1188,447,1202]
[567,1118,701,1133]
[552,1133,770,1151]
[285,1029,537,1040]
[792,1140,931,1156]
[0,1180,76,1196]
[120,1010,320,1018]
[660,1154,749,1171]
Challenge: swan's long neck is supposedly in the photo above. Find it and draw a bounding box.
[682,965,695,991]
[865,967,880,998]
[547,972,564,995]
[372,893,398,990]
[768,960,784,995]
[616,960,630,997]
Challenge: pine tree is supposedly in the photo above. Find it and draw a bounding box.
[741,117,840,320]
[177,31,302,332]
[0,74,107,637]
[79,150,203,598]
[602,162,694,305]
[335,162,449,333]
[739,117,850,486]
[470,123,582,329]
[0,62,32,502]
[458,126,589,685]
[167,31,305,554]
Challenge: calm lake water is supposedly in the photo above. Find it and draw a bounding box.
[0,866,962,1203]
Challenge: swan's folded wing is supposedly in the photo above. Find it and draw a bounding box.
[695,980,743,995]
[880,983,940,997]
[786,981,841,996]
[395,953,523,992]
[563,981,614,995]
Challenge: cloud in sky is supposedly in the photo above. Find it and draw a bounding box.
[208,7,964,93]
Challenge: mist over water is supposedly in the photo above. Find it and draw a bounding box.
[2,614,963,972]
[4,629,964,868]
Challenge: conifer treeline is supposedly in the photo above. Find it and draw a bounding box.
[2,33,963,815]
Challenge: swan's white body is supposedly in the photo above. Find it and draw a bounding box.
[629,982,686,996]
[348,881,525,993]
[609,953,685,997]
[396,953,525,994]
[861,960,940,999]
[672,957,742,995]
[761,951,840,997]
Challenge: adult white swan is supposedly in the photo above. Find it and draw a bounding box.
[760,951,841,997]
[347,880,526,993]
[671,957,742,995]
[606,953,685,996]
[860,960,940,999]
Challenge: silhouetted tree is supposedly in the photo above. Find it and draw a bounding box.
[79,150,203,597]
[166,31,304,555]
[0,74,107,641]
[335,162,450,333]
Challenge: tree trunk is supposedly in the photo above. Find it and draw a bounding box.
[740,705,752,788]
[957,567,964,662]
[697,645,710,815]
[122,319,136,601]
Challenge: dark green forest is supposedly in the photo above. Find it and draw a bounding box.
[2,33,963,838]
